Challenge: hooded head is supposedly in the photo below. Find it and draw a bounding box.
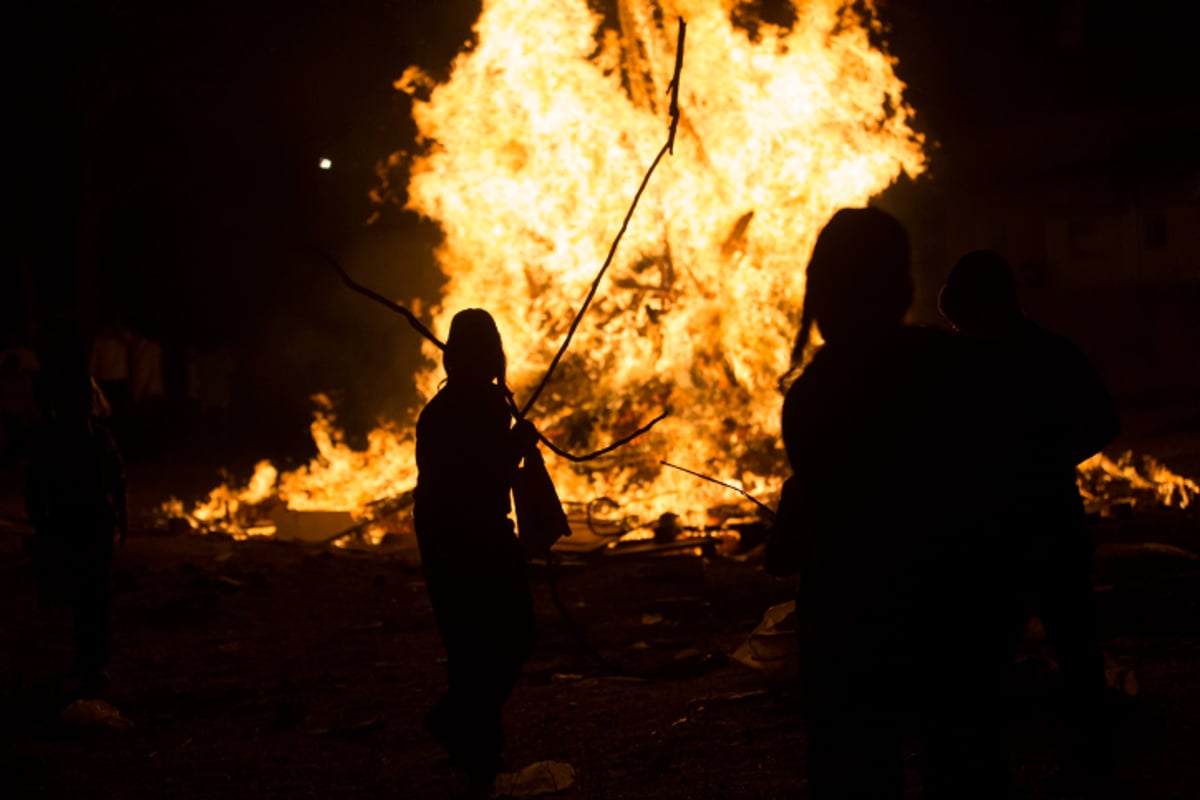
[785,207,912,380]
[939,250,1021,338]
[443,308,507,386]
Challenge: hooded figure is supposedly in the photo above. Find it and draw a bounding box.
[767,208,1014,799]
[25,364,127,698]
[414,308,538,783]
[941,249,1120,784]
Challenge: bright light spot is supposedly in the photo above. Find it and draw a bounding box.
[318,158,333,170]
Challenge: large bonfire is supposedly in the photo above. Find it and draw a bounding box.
[171,0,1196,539]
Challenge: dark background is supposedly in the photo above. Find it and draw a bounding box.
[6,0,1198,464]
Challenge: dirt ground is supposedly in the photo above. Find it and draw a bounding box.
[1,414,1199,799]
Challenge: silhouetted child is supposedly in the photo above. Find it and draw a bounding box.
[767,208,1014,799]
[414,308,538,784]
[940,249,1120,784]
[25,367,127,698]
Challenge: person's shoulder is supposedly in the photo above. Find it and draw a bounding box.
[417,387,450,421]
[1015,317,1093,365]
[418,381,507,418]
[899,323,958,350]
[896,324,975,366]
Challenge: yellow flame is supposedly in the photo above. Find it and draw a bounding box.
[1078,451,1199,511]
[399,0,923,520]
[171,1,1196,536]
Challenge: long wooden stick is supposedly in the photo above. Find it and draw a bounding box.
[660,460,775,516]
[314,248,445,350]
[545,410,669,463]
[321,248,666,462]
[519,17,687,418]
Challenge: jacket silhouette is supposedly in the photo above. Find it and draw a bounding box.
[940,249,1120,778]
[414,308,538,782]
[25,367,127,697]
[767,208,1014,799]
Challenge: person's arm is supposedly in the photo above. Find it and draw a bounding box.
[765,381,832,578]
[508,419,539,466]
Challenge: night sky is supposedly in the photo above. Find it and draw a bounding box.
[8,0,1197,458]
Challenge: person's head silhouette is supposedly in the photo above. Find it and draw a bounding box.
[785,207,912,381]
[444,308,507,386]
[939,250,1021,338]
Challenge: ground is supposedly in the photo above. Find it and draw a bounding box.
[1,406,1198,799]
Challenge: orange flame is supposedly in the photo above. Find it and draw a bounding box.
[396,0,924,521]
[170,1,1196,537]
[1078,451,1199,511]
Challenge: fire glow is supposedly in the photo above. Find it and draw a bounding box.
[168,0,1196,539]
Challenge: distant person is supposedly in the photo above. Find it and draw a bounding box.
[414,308,539,786]
[25,365,127,699]
[89,316,132,439]
[940,249,1120,782]
[766,208,1013,799]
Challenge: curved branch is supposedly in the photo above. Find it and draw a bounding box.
[314,248,445,350]
[660,460,775,517]
[539,410,669,463]
[519,140,671,417]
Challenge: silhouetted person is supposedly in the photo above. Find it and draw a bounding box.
[940,249,1120,784]
[89,316,132,442]
[414,308,538,785]
[25,366,127,698]
[766,208,1014,799]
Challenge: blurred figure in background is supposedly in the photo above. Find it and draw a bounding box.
[89,315,132,444]
[25,363,127,699]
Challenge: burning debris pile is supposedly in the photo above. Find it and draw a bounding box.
[162,396,417,543]
[384,0,926,513]
[173,0,926,536]
[1078,451,1199,514]
[165,0,1198,542]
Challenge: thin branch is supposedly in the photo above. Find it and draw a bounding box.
[314,248,445,350]
[504,388,666,464]
[520,17,687,418]
[666,17,686,154]
[659,460,775,517]
[519,141,670,417]
[542,410,669,463]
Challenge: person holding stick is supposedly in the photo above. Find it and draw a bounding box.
[414,308,540,785]
[25,361,127,700]
[767,207,1014,799]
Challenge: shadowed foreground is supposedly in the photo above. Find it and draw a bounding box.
[1,470,1199,798]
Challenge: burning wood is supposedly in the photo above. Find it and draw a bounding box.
[165,1,1197,540]
[1078,451,1199,512]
